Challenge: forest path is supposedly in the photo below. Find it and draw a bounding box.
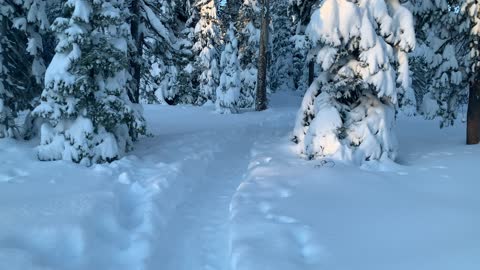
[149,126,257,270]
[140,94,299,270]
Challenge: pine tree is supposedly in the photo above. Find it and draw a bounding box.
[290,34,310,92]
[269,0,294,92]
[0,0,49,138]
[130,0,193,105]
[288,0,318,92]
[175,5,200,104]
[408,0,468,125]
[292,0,416,163]
[288,0,318,30]
[236,0,261,109]
[0,0,16,137]
[216,23,241,114]
[17,0,49,84]
[153,0,200,105]
[33,0,146,165]
[192,0,220,105]
[463,0,480,144]
[221,0,241,26]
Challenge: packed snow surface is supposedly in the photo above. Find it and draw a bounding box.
[0,92,479,270]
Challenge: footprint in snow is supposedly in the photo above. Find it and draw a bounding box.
[0,168,29,183]
[292,225,328,264]
[0,174,13,183]
[277,188,292,198]
[267,215,297,224]
[258,201,272,214]
[118,172,131,185]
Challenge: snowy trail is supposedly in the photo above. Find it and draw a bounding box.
[148,126,264,270]
[157,133,250,270]
[143,104,296,270]
[0,93,300,270]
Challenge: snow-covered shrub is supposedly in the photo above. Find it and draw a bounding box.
[33,0,146,165]
[216,23,242,114]
[292,0,416,163]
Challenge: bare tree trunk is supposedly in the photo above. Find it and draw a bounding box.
[308,60,315,86]
[467,79,480,144]
[255,0,270,111]
[130,0,143,104]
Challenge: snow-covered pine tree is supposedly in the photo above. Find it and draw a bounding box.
[0,0,49,138]
[0,0,16,138]
[289,0,318,30]
[41,0,63,63]
[150,0,201,105]
[17,0,49,85]
[269,0,294,92]
[216,23,241,113]
[132,0,181,104]
[288,0,319,92]
[221,0,241,26]
[236,0,261,108]
[292,0,416,163]
[174,4,200,104]
[290,34,310,92]
[33,0,146,165]
[462,0,480,144]
[126,0,199,106]
[192,0,220,105]
[408,0,468,125]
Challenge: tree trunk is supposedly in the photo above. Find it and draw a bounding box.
[130,0,143,104]
[255,0,270,111]
[308,60,315,86]
[467,79,480,144]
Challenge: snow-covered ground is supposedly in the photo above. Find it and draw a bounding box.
[231,115,480,270]
[0,92,479,270]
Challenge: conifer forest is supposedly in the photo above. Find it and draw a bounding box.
[0,1,479,270]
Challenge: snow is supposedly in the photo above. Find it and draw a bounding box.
[68,0,92,23]
[306,0,361,47]
[231,116,480,270]
[1,92,479,270]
